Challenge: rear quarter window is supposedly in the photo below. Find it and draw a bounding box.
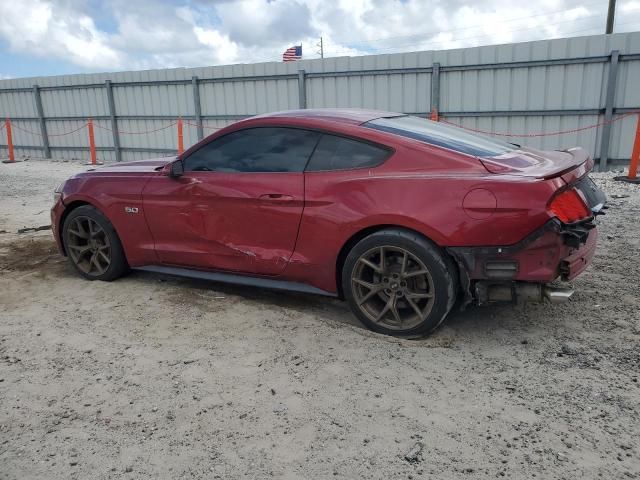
[364,115,515,158]
[305,134,390,172]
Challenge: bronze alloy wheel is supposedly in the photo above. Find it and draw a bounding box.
[65,215,112,277]
[351,245,435,330]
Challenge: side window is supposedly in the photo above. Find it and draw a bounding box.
[183,127,320,173]
[305,134,390,172]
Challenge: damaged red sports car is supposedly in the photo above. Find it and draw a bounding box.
[51,109,606,337]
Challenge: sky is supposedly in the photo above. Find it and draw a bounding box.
[0,0,639,79]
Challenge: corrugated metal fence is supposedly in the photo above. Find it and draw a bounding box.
[1,32,639,170]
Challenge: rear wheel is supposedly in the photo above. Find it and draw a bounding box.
[62,205,128,281]
[342,229,457,337]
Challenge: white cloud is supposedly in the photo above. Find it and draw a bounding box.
[193,27,239,65]
[621,0,640,13]
[0,0,638,74]
[0,0,123,69]
[215,0,315,46]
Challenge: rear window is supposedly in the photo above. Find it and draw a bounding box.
[364,115,515,157]
[305,134,390,172]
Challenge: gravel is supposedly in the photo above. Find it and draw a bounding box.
[0,159,639,479]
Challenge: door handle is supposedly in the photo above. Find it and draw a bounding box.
[259,193,294,201]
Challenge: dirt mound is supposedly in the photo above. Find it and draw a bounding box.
[0,236,62,271]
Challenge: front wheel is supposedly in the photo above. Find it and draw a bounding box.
[342,229,457,337]
[62,205,129,281]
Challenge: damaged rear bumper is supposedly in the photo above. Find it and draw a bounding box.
[447,217,599,306]
[475,282,575,305]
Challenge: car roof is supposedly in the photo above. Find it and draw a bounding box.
[251,108,404,126]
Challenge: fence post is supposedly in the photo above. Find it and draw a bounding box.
[192,76,204,141]
[105,80,121,162]
[430,62,441,121]
[177,117,184,154]
[86,118,100,165]
[599,50,620,171]
[32,85,51,159]
[628,114,640,180]
[614,113,640,184]
[298,69,307,109]
[4,118,14,163]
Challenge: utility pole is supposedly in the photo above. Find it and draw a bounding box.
[606,0,616,34]
[317,36,324,59]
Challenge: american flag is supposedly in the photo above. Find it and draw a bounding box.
[282,45,302,62]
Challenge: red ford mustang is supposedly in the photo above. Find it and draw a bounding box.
[51,109,606,337]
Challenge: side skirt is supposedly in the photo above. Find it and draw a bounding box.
[134,265,337,297]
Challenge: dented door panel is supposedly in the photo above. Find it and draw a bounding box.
[142,172,304,275]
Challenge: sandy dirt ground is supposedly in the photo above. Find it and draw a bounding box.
[0,159,639,480]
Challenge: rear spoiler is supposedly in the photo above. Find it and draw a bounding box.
[480,147,592,181]
[560,151,593,185]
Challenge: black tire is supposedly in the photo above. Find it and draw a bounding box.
[342,228,457,337]
[62,205,129,281]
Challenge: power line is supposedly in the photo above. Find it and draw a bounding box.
[323,20,640,58]
[327,0,606,49]
[323,11,614,57]
[325,10,607,54]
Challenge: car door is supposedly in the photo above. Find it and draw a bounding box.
[142,127,321,276]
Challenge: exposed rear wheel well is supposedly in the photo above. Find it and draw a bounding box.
[335,225,456,299]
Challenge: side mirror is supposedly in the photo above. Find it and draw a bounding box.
[169,160,184,178]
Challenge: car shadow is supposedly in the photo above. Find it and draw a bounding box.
[129,269,364,329]
[129,270,520,342]
[44,255,529,343]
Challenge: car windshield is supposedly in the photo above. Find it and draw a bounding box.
[363,115,516,157]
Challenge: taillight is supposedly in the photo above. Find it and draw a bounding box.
[549,189,590,223]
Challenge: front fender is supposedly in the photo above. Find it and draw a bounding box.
[58,177,158,266]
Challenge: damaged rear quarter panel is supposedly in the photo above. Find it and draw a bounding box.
[286,159,563,293]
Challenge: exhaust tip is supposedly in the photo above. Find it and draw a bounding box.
[543,286,574,303]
